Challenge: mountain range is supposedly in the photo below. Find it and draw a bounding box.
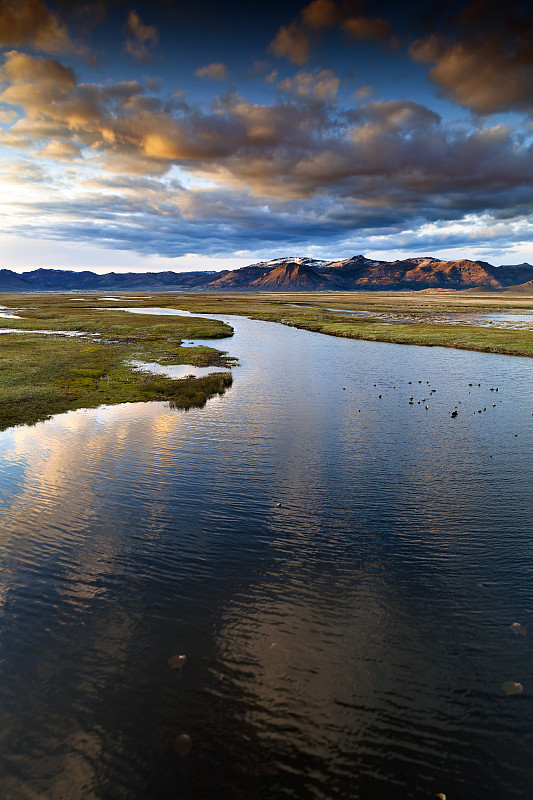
[1,255,533,293]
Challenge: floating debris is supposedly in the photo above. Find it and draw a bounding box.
[502,681,524,695]
[174,733,192,757]
[510,622,527,636]
[451,411,458,418]
[275,502,282,507]
[168,654,187,670]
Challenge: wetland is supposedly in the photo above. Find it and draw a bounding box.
[1,288,533,430]
[0,290,532,799]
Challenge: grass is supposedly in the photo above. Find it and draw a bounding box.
[289,318,533,357]
[0,296,235,430]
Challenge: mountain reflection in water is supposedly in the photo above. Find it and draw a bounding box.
[0,312,532,800]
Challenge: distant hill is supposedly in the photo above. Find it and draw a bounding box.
[501,279,533,293]
[0,270,33,291]
[1,256,533,293]
[249,261,327,290]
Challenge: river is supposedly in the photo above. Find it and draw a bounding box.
[0,310,532,800]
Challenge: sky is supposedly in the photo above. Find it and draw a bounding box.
[0,0,532,272]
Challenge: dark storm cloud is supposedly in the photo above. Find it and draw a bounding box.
[11,180,533,259]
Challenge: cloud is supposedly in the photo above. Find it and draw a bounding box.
[269,22,310,65]
[39,139,82,160]
[353,85,374,102]
[346,100,441,132]
[6,178,533,263]
[342,15,391,43]
[0,49,76,87]
[124,10,158,61]
[409,0,533,116]
[264,69,278,85]
[245,60,270,79]
[1,51,533,262]
[194,62,230,81]
[0,0,81,54]
[278,69,339,101]
[0,157,49,184]
[269,1,395,64]
[410,35,533,116]
[0,108,19,123]
[301,0,340,29]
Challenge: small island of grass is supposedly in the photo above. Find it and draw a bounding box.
[0,294,235,430]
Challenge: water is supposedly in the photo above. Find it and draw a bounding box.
[484,311,533,329]
[287,304,533,329]
[0,311,532,800]
[98,297,154,301]
[0,307,22,319]
[98,306,201,316]
[128,359,231,379]
[0,329,100,337]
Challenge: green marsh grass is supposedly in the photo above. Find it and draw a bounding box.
[0,296,235,430]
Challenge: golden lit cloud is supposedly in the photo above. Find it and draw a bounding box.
[269,1,394,65]
[0,48,75,87]
[124,9,158,61]
[269,22,310,65]
[301,0,340,29]
[278,69,339,101]
[0,108,18,123]
[410,34,533,115]
[143,132,183,159]
[353,85,374,101]
[0,0,80,54]
[342,15,391,42]
[40,138,82,160]
[194,62,230,81]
